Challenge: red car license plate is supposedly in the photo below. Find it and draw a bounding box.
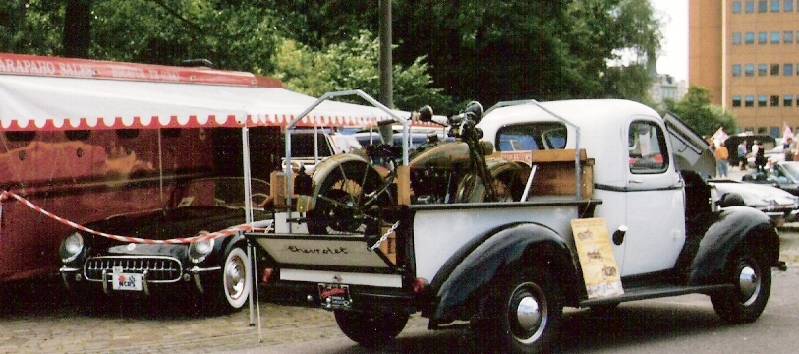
[318,283,352,309]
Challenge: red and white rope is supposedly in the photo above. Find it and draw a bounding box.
[0,190,270,244]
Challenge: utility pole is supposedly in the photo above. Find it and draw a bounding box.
[378,0,393,108]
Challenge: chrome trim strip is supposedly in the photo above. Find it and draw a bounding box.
[190,265,222,273]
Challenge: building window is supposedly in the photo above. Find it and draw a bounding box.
[759,32,768,44]
[771,32,781,44]
[745,64,755,76]
[759,95,769,107]
[747,0,756,12]
[785,95,794,106]
[785,31,795,44]
[733,96,742,107]
[732,64,742,77]
[771,0,781,11]
[786,0,795,12]
[735,1,744,13]
[759,63,769,76]
[785,63,794,76]
[771,127,781,138]
[733,32,742,44]
[771,95,780,106]
[771,63,780,75]
[759,0,769,12]
[746,96,756,107]
[746,32,755,44]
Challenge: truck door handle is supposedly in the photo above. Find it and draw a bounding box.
[613,225,628,245]
[629,178,643,184]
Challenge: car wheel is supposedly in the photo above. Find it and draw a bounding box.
[333,310,409,348]
[205,246,252,313]
[481,272,562,354]
[711,248,771,324]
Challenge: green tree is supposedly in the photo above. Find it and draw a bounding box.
[272,30,452,112]
[272,0,662,105]
[665,87,736,136]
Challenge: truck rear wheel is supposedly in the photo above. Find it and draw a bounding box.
[711,248,771,323]
[481,272,562,353]
[333,310,409,348]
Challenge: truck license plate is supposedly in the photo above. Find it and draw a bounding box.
[112,272,143,291]
[318,283,351,309]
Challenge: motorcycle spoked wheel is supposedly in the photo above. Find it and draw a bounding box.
[454,173,514,203]
[308,160,391,235]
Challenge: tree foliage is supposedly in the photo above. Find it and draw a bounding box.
[1,0,662,111]
[272,30,451,112]
[665,87,737,137]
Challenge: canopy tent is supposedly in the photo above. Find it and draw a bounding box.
[0,74,435,131]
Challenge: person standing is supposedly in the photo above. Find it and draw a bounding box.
[755,141,767,173]
[787,137,797,162]
[714,142,729,178]
[737,141,748,170]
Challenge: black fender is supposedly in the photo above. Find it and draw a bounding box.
[687,206,779,285]
[427,222,579,325]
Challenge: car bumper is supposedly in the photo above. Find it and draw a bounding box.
[60,265,221,296]
[262,280,418,315]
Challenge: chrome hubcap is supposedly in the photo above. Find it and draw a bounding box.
[225,255,246,301]
[516,296,542,331]
[509,282,547,344]
[739,264,761,306]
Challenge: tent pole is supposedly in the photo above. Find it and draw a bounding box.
[242,126,260,340]
[157,129,164,207]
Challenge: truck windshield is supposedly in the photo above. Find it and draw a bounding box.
[496,122,567,151]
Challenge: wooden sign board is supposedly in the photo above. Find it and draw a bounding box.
[570,218,624,299]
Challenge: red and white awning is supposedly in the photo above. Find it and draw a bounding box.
[0,74,427,131]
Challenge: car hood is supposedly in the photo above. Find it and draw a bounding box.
[85,207,269,252]
[711,180,799,207]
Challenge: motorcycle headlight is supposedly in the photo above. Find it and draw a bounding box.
[189,238,215,264]
[60,232,84,263]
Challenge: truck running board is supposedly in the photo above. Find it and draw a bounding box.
[579,283,734,307]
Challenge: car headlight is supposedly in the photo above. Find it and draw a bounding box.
[189,238,215,263]
[60,232,84,263]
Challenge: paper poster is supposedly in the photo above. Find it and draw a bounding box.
[570,218,624,299]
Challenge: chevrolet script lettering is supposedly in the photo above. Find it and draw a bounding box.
[287,245,348,255]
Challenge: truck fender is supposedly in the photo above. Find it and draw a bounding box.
[428,222,578,324]
[687,206,779,285]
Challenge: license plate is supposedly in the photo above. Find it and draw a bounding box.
[112,272,144,291]
[318,283,351,309]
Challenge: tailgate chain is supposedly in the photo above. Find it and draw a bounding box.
[370,221,400,251]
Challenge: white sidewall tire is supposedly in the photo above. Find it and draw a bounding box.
[223,247,252,310]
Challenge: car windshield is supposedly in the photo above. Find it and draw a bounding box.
[779,162,799,182]
[174,177,269,208]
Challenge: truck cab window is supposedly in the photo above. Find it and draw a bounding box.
[495,122,567,151]
[628,121,668,174]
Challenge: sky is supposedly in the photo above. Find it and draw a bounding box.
[650,0,688,82]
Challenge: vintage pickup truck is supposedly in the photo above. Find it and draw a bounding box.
[247,96,783,353]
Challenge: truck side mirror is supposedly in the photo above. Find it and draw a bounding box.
[717,192,745,207]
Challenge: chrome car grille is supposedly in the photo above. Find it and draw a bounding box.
[84,256,183,283]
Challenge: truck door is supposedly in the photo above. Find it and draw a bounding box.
[621,119,686,276]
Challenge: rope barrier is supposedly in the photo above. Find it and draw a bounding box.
[0,190,270,244]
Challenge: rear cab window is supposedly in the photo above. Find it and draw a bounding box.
[496,122,567,152]
[628,120,669,174]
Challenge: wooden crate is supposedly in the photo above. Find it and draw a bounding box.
[529,149,594,199]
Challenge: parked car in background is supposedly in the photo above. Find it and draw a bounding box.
[724,134,776,165]
[59,177,272,313]
[742,161,799,195]
[710,179,799,226]
[283,129,337,173]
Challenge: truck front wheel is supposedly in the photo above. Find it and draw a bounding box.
[333,310,409,348]
[481,272,563,353]
[711,248,771,323]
